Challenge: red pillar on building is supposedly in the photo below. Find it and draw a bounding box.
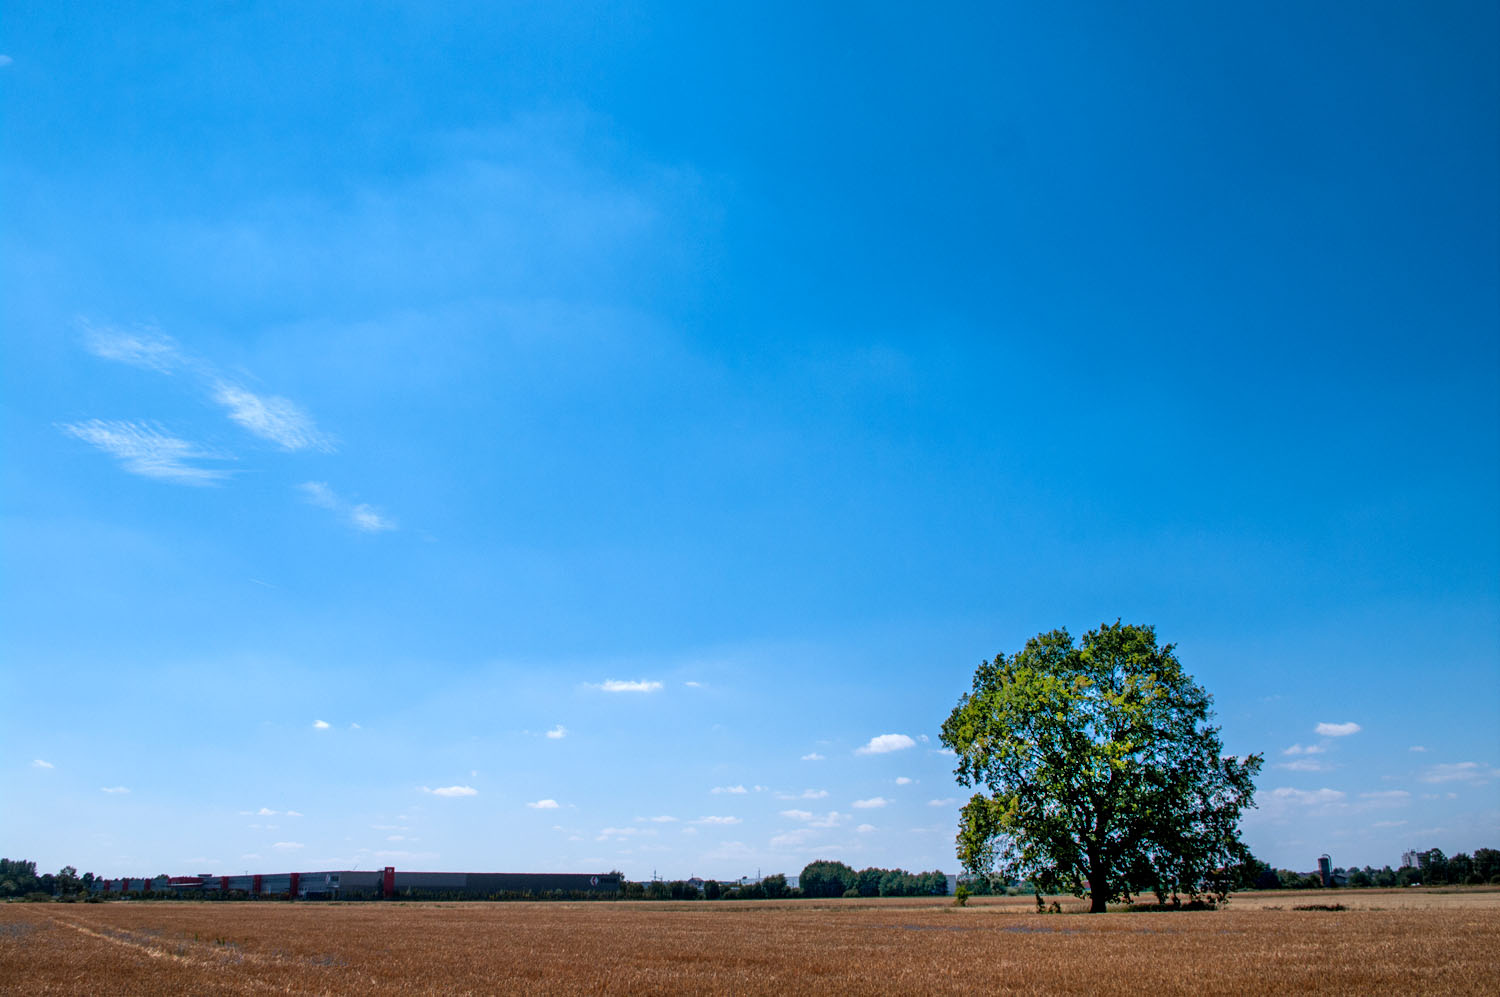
[252,874,262,897]
[288,872,299,900]
[382,866,395,899]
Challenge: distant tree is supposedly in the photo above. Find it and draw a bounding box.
[854,867,883,898]
[704,880,722,900]
[942,623,1263,911]
[798,861,857,898]
[1473,849,1500,883]
[761,874,789,899]
[1420,849,1449,885]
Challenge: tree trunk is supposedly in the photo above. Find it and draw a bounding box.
[1086,849,1109,913]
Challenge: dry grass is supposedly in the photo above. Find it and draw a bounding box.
[2,889,1497,995]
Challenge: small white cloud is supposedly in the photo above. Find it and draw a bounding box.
[895,776,913,785]
[60,420,230,485]
[800,752,825,761]
[349,722,361,730]
[527,799,560,809]
[32,759,53,769]
[285,810,304,818]
[313,720,331,730]
[214,382,332,452]
[693,815,742,825]
[684,681,703,688]
[856,824,876,833]
[1282,743,1328,756]
[1372,819,1408,828]
[424,785,478,798]
[1315,722,1362,738]
[917,734,930,744]
[545,725,568,740]
[637,815,677,823]
[780,809,814,820]
[272,841,304,850]
[1358,790,1411,805]
[100,786,130,794]
[592,679,663,693]
[853,797,890,809]
[931,747,956,757]
[928,798,956,807]
[807,811,845,828]
[1409,745,1428,753]
[711,785,747,795]
[856,733,916,755]
[257,807,278,816]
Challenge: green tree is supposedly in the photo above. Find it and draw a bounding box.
[941,622,1263,912]
[798,860,857,898]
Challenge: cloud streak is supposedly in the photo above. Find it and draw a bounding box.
[590,679,663,693]
[299,482,397,532]
[60,420,230,485]
[214,383,334,452]
[423,785,478,797]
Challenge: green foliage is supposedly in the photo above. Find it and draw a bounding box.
[953,885,971,907]
[942,622,1263,912]
[798,860,858,898]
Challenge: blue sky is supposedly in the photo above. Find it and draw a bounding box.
[3,1,1496,880]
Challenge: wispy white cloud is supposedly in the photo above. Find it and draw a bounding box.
[856,733,915,755]
[100,786,130,794]
[272,841,304,850]
[928,798,956,807]
[779,809,814,820]
[693,815,741,825]
[775,788,829,800]
[1315,721,1362,738]
[60,420,230,485]
[1409,745,1428,753]
[256,807,278,816]
[894,776,913,785]
[285,810,304,818]
[800,752,825,761]
[1420,762,1499,784]
[683,681,703,688]
[423,785,478,797]
[298,481,396,532]
[1270,787,1345,806]
[527,799,561,809]
[1276,759,1332,772]
[590,679,663,693]
[545,725,568,740]
[32,759,53,769]
[856,823,876,833]
[1358,790,1411,805]
[1282,743,1327,756]
[82,324,183,372]
[853,797,889,809]
[711,785,747,795]
[313,720,331,730]
[213,383,333,452]
[636,815,677,823]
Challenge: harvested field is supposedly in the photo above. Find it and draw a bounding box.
[2,889,1497,995]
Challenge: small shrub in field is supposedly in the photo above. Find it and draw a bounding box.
[953,886,971,907]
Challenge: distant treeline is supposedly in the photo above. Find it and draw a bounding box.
[1239,848,1500,890]
[620,863,949,901]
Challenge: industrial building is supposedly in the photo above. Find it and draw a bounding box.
[91,867,621,900]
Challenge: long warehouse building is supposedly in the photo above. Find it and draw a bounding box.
[92,867,621,900]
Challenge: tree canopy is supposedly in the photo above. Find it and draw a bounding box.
[941,622,1262,912]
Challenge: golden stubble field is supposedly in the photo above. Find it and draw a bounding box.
[3,889,1497,995]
